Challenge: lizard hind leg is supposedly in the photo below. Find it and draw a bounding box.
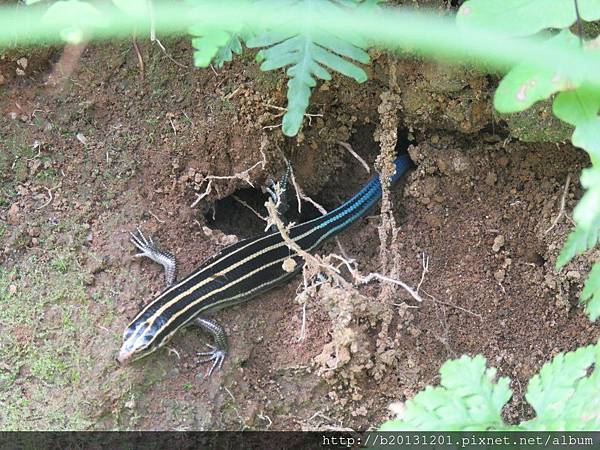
[193,316,229,377]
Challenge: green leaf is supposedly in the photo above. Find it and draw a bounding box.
[581,263,600,321]
[556,214,600,268]
[575,167,600,227]
[456,0,570,37]
[247,0,372,136]
[494,30,581,113]
[379,355,512,431]
[553,85,600,127]
[521,341,600,430]
[457,0,600,37]
[556,166,600,271]
[572,120,600,166]
[380,341,600,431]
[112,0,148,17]
[187,0,249,68]
[41,0,107,44]
[579,0,600,20]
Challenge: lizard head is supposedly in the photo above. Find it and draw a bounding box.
[117,314,168,365]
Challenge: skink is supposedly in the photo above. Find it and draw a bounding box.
[117,154,412,374]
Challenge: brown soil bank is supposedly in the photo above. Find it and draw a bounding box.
[0,33,597,429]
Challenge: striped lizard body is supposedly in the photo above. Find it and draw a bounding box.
[117,155,412,374]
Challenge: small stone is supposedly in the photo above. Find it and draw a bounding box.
[8,203,20,225]
[76,133,88,145]
[452,155,470,173]
[494,269,505,282]
[566,270,580,280]
[485,172,497,186]
[83,273,95,286]
[492,235,505,252]
[89,255,109,274]
[27,227,40,237]
[282,258,297,273]
[9,284,17,295]
[16,57,28,69]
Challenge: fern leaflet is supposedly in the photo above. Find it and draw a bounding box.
[581,263,600,321]
[247,0,373,136]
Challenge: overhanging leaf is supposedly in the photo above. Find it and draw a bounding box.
[187,0,250,68]
[379,355,512,431]
[556,212,600,268]
[553,85,600,127]
[112,0,148,17]
[572,120,600,166]
[494,30,581,113]
[247,0,372,136]
[581,263,600,321]
[42,0,108,44]
[521,341,600,430]
[457,0,600,38]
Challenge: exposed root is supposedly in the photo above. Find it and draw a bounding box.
[132,37,145,81]
[545,173,572,234]
[190,139,268,208]
[337,141,370,174]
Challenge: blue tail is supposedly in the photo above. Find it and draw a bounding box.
[291,155,412,250]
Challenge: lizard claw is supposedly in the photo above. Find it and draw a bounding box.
[196,348,226,378]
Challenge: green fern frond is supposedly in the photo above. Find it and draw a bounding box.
[187,0,250,68]
[381,341,600,431]
[247,0,374,136]
[556,168,600,270]
[379,355,512,431]
[581,263,600,321]
[521,341,600,430]
[557,220,600,269]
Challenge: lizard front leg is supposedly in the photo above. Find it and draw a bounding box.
[130,227,177,287]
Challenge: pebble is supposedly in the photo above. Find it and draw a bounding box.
[566,270,580,280]
[494,269,505,282]
[8,203,20,225]
[485,172,497,186]
[492,235,505,252]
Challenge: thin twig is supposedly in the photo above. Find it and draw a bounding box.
[337,141,370,174]
[36,182,62,209]
[148,211,166,224]
[298,301,307,342]
[190,148,267,208]
[420,289,483,320]
[132,36,145,81]
[289,165,328,215]
[545,174,571,234]
[416,251,429,293]
[279,150,328,215]
[361,272,423,303]
[232,194,268,222]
